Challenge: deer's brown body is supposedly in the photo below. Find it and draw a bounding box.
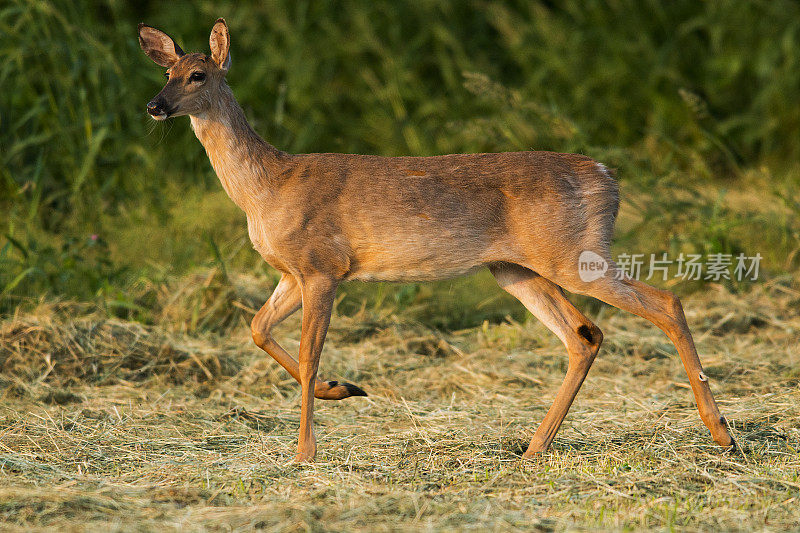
[140,19,734,463]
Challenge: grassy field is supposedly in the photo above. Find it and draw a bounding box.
[2,0,800,530]
[1,278,799,531]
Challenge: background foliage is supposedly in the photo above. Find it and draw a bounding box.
[1,0,798,323]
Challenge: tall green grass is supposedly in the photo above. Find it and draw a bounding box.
[1,0,799,321]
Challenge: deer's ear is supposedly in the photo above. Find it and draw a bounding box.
[138,23,184,68]
[209,18,231,72]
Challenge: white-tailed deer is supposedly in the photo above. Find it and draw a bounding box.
[139,19,734,463]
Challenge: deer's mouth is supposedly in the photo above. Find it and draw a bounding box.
[149,107,177,121]
[147,100,177,120]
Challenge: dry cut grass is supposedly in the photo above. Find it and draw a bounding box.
[0,279,799,531]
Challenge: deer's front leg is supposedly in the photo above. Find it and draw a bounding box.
[294,274,339,463]
[252,273,366,400]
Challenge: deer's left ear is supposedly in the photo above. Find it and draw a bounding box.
[209,18,231,72]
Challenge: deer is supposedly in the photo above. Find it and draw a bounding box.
[138,19,734,463]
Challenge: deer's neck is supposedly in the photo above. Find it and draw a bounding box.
[190,85,282,212]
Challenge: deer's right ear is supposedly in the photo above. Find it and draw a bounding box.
[138,23,185,68]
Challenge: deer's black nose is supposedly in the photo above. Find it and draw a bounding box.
[146,100,163,116]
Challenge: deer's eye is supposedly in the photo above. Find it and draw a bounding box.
[189,72,206,82]
[164,72,170,78]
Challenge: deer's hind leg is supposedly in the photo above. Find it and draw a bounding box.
[251,273,366,400]
[490,263,603,457]
[565,274,733,448]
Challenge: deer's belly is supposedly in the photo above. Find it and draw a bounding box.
[346,241,491,282]
[348,263,483,282]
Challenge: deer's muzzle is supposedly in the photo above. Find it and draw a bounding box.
[146,99,170,120]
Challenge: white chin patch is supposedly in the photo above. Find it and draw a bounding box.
[151,113,168,121]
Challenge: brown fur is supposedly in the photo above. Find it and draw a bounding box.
[139,19,734,463]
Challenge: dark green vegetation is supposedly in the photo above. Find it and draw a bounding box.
[2,0,799,316]
[1,1,799,530]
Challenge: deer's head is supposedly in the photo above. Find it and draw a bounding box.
[138,19,231,120]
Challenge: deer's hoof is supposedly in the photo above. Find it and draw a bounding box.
[315,380,367,400]
[292,443,317,464]
[708,416,735,448]
[715,431,736,449]
[522,440,549,459]
[292,452,316,464]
